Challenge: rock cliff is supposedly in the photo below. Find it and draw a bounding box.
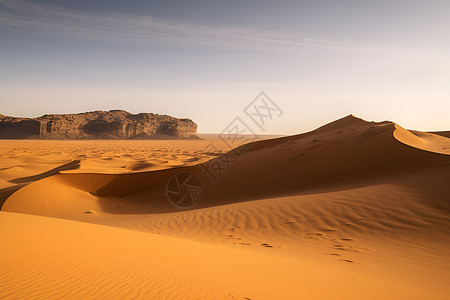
[0,110,198,139]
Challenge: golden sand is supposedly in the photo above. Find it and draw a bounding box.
[1,115,449,299]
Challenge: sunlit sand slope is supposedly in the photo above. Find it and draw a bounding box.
[1,211,446,300]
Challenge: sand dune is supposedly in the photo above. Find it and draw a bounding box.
[0,139,231,188]
[8,115,445,201]
[4,211,444,299]
[1,115,449,299]
[429,131,450,138]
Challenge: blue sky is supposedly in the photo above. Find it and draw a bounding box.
[1,0,449,133]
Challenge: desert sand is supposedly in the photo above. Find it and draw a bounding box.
[1,115,449,299]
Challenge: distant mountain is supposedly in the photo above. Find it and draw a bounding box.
[0,110,198,139]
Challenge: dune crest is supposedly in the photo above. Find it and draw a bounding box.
[393,124,450,155]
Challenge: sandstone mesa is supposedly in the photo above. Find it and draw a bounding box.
[0,110,198,139]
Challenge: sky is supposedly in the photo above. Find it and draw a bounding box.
[0,0,449,134]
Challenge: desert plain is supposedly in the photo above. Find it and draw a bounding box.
[0,115,449,299]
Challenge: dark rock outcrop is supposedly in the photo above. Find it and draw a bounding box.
[0,110,198,139]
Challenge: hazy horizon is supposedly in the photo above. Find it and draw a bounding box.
[1,0,449,134]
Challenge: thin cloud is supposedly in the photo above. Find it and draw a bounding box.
[0,0,352,53]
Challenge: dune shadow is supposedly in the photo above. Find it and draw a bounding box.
[86,166,400,214]
[0,184,28,209]
[88,159,450,215]
[8,160,81,184]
